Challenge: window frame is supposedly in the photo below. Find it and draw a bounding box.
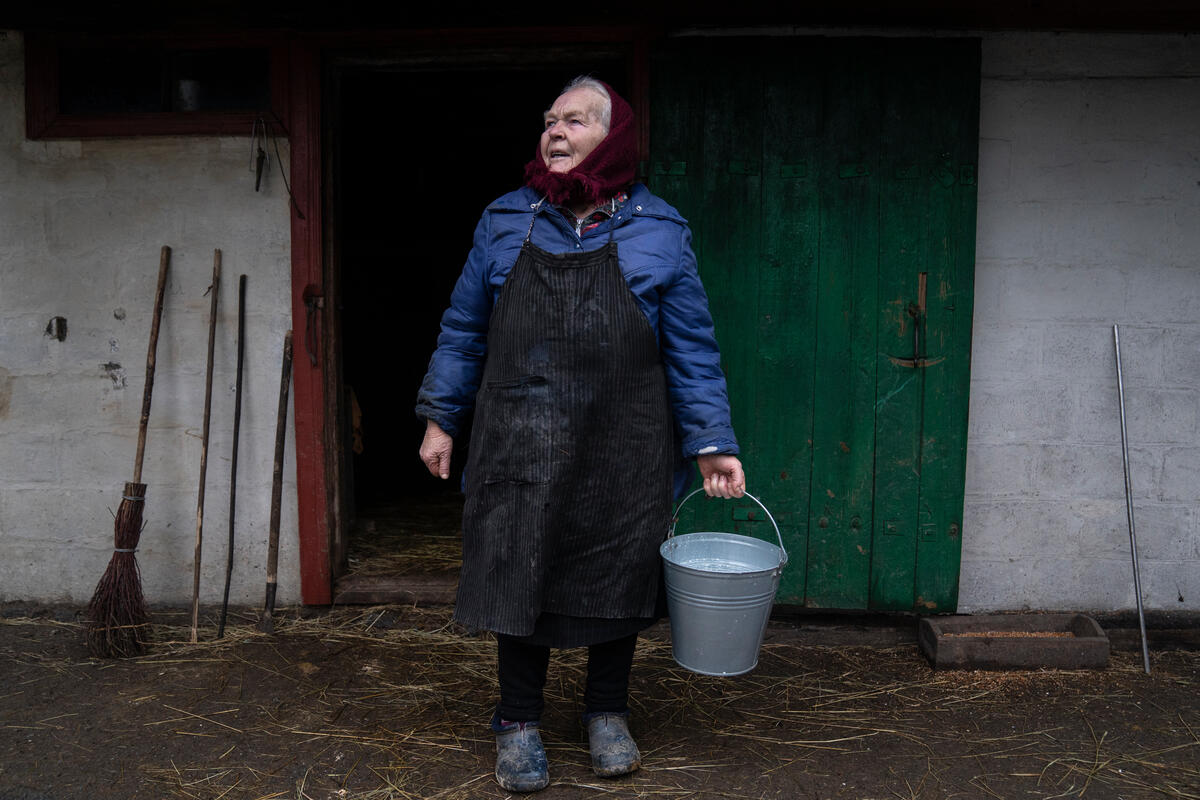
[25,31,290,139]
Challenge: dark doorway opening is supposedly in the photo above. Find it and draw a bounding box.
[331,57,629,602]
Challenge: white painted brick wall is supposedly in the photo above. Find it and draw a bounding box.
[0,31,300,606]
[962,32,1200,613]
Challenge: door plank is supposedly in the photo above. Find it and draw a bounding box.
[660,42,773,547]
[872,40,980,611]
[909,41,980,612]
[757,44,822,600]
[872,39,929,611]
[804,43,882,608]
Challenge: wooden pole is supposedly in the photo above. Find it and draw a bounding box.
[260,330,293,634]
[219,274,247,638]
[133,245,172,484]
[191,249,221,644]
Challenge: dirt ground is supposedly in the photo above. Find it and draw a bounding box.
[0,605,1197,800]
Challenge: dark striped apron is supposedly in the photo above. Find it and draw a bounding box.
[454,212,674,642]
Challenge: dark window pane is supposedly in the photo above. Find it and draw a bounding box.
[170,49,270,112]
[58,46,271,114]
[59,47,167,113]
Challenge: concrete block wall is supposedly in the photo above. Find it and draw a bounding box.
[961,32,1200,612]
[0,31,301,606]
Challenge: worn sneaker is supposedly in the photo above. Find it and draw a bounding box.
[492,715,550,792]
[583,711,641,777]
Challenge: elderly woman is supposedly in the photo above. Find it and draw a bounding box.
[416,76,744,792]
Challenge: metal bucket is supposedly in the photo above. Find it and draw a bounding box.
[660,490,787,676]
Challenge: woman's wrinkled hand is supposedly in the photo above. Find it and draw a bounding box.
[697,454,746,499]
[419,420,454,479]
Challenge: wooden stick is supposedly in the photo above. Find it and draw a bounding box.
[260,330,293,634]
[219,275,247,639]
[133,245,171,483]
[191,249,221,644]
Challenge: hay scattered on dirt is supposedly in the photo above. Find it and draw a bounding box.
[343,498,464,578]
[2,606,1198,800]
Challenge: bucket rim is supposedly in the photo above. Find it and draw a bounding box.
[668,489,788,566]
[660,532,785,577]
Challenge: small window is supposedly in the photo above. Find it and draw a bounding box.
[26,33,288,138]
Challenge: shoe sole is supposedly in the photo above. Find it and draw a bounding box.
[496,773,551,792]
[593,760,641,778]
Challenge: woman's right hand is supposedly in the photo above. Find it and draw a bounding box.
[697,453,746,499]
[419,420,454,479]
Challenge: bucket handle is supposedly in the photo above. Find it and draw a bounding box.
[668,489,788,567]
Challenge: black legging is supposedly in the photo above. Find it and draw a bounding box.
[496,633,638,722]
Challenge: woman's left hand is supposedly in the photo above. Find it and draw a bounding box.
[697,454,746,499]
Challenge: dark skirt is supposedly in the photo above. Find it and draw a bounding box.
[507,612,657,648]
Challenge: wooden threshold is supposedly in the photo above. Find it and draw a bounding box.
[333,573,458,605]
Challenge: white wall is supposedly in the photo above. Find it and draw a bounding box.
[961,32,1200,612]
[0,31,301,606]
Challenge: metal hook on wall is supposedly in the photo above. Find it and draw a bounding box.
[248,114,305,220]
[249,117,269,191]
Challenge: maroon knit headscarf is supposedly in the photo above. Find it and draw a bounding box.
[523,81,637,207]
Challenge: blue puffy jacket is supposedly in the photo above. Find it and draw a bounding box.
[416,182,739,465]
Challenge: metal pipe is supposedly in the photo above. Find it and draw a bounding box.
[1113,323,1151,675]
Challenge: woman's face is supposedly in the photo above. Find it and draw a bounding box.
[539,88,609,173]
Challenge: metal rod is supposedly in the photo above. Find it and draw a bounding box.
[1113,323,1151,675]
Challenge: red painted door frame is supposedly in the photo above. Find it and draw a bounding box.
[286,38,333,604]
[285,30,650,605]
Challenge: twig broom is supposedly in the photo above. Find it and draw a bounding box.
[86,245,171,658]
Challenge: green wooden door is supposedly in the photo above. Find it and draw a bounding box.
[652,38,979,612]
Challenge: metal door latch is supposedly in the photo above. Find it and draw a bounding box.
[302,285,324,367]
[890,272,944,368]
